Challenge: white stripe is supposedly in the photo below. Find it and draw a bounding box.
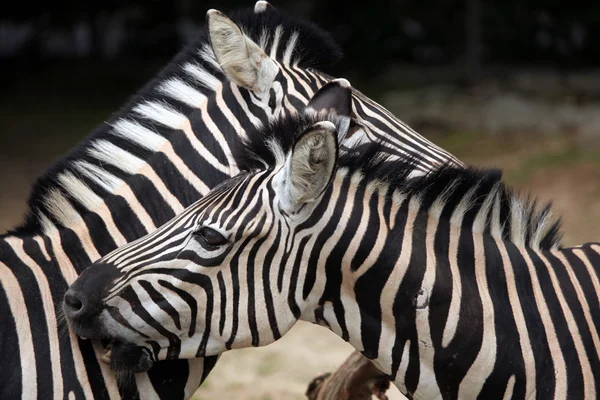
[158,78,236,173]
[502,375,516,400]
[43,189,82,228]
[183,62,221,91]
[88,141,183,214]
[412,213,442,399]
[6,237,63,400]
[43,230,100,399]
[393,340,411,395]
[33,235,51,262]
[58,172,103,211]
[457,231,497,398]
[230,83,263,128]
[520,249,566,399]
[541,251,596,398]
[133,101,188,130]
[269,26,283,59]
[497,239,536,398]
[0,261,38,400]
[73,161,156,235]
[160,77,208,108]
[89,141,145,175]
[282,31,299,65]
[73,161,123,193]
[378,196,418,375]
[442,185,478,347]
[198,44,221,72]
[58,172,128,246]
[111,119,167,151]
[556,250,600,360]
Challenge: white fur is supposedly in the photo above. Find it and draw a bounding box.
[282,31,299,65]
[38,212,57,236]
[72,162,119,198]
[133,101,188,130]
[269,26,283,60]
[510,197,526,248]
[183,63,221,91]
[490,191,503,238]
[111,119,166,151]
[43,189,82,227]
[0,263,38,400]
[159,78,208,108]
[88,140,145,175]
[57,172,102,211]
[198,44,221,72]
[472,187,496,233]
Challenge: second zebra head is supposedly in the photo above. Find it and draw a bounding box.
[63,111,356,373]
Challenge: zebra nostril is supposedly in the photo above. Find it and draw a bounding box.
[63,290,85,317]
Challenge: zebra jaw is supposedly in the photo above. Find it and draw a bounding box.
[99,339,155,373]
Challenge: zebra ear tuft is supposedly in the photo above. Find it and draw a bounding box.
[306,79,353,118]
[277,121,339,212]
[207,9,278,94]
[254,1,275,13]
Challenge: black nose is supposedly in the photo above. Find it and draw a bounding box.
[63,289,97,321]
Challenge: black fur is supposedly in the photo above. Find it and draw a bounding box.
[230,6,342,69]
[235,113,563,250]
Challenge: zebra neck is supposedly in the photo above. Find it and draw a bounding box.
[308,185,600,399]
[304,186,538,397]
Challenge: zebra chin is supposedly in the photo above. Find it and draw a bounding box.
[103,339,155,374]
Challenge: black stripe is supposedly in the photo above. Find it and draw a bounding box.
[159,280,198,337]
[0,279,23,399]
[478,236,527,399]
[216,272,226,337]
[139,281,181,330]
[119,286,181,359]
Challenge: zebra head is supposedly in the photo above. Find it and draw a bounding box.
[63,112,351,373]
[203,2,343,122]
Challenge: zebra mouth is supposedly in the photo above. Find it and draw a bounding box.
[101,339,155,374]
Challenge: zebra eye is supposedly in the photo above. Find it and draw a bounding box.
[268,96,276,109]
[195,227,228,248]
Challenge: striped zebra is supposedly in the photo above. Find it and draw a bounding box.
[2,3,464,399]
[65,110,600,400]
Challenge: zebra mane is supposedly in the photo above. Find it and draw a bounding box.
[11,6,341,236]
[236,114,563,251]
[229,7,342,69]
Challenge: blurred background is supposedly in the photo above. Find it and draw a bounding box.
[2,0,600,398]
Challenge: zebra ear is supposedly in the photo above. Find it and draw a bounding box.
[306,79,353,118]
[278,122,339,212]
[207,9,278,95]
[254,1,275,13]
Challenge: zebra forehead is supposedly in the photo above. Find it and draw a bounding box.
[233,113,350,172]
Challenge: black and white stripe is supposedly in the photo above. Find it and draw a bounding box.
[70,112,600,400]
[2,3,468,399]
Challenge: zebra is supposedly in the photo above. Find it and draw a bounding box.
[1,3,466,399]
[65,110,600,400]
